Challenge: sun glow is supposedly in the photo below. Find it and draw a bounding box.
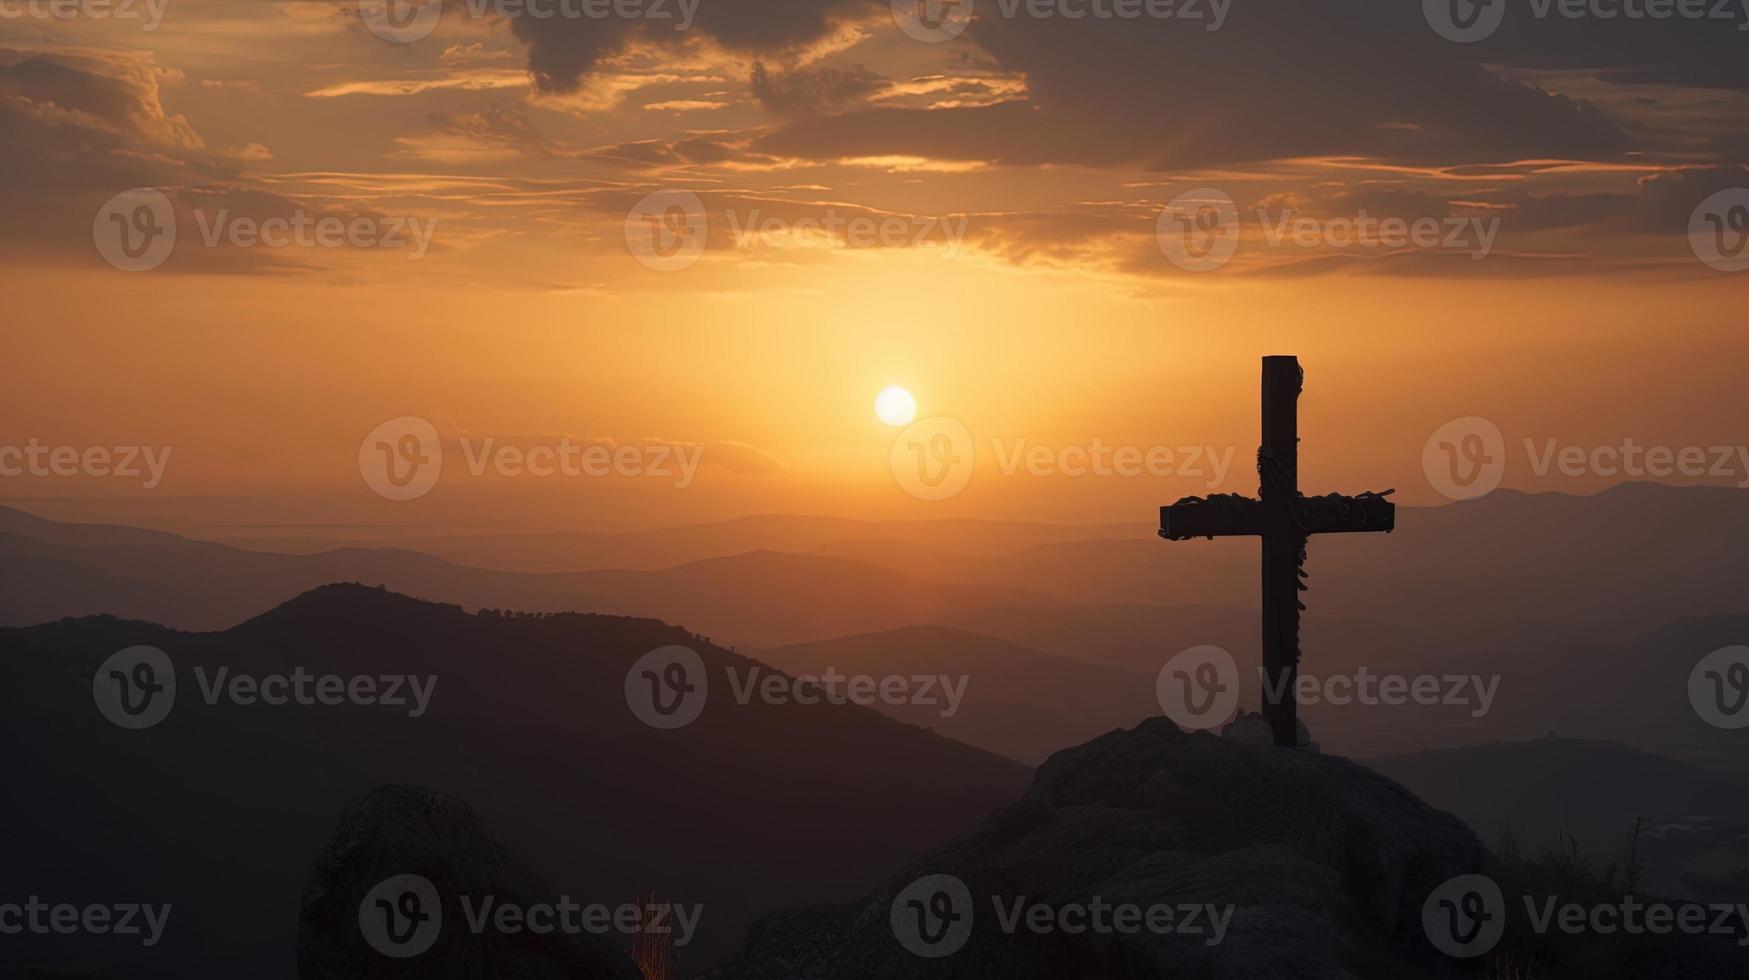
[874,386,917,426]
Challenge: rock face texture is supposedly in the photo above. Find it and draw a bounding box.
[712,719,1485,980]
[297,785,642,980]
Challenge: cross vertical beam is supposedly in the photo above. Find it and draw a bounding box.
[1157,356,1393,749]
[1259,356,1303,748]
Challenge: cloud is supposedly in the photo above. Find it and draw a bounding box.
[584,134,775,169]
[509,0,873,93]
[303,68,530,98]
[502,0,1745,170]
[0,49,204,190]
[750,60,886,117]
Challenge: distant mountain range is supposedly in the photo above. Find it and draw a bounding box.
[0,586,1029,977]
[6,483,1748,767]
[1370,738,1749,903]
[754,625,1159,765]
[56,481,1744,648]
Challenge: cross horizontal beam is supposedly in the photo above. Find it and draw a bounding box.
[1299,491,1396,536]
[1158,491,1395,541]
[1158,494,1264,540]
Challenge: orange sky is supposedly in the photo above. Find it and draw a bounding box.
[3,1,1747,534]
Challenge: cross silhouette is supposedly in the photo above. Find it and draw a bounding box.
[1158,356,1395,747]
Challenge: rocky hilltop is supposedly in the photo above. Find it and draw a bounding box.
[712,717,1483,980]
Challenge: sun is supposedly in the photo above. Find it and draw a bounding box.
[874,385,917,426]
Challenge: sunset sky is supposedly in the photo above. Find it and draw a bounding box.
[3,0,1747,535]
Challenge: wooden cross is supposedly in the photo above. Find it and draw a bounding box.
[1158,356,1395,747]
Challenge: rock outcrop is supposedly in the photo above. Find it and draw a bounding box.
[297,784,642,980]
[713,718,1484,979]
